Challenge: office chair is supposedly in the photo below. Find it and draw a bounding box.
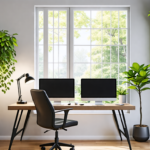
[30,89,78,150]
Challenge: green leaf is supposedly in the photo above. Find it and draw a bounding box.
[4,46,7,50]
[140,70,146,76]
[122,81,134,86]
[13,42,18,46]
[141,87,150,91]
[140,64,145,69]
[123,71,129,75]
[6,41,9,46]
[132,62,140,72]
[128,70,134,76]
[1,42,4,46]
[13,33,18,35]
[0,31,3,38]
[130,67,138,72]
[128,86,136,89]
[2,37,6,41]
[142,78,149,83]
[12,37,17,42]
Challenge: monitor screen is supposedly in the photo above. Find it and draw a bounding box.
[39,79,74,98]
[81,79,116,98]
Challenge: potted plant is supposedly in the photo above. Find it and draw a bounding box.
[117,86,128,104]
[0,30,18,93]
[122,62,150,142]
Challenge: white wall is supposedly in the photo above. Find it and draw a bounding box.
[0,0,150,140]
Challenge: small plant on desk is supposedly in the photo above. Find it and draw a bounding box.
[117,86,128,104]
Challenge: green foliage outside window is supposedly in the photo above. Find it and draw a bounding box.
[0,30,18,93]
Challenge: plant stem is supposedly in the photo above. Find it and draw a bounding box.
[138,86,142,127]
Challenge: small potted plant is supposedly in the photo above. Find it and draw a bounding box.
[117,86,128,104]
[122,62,150,142]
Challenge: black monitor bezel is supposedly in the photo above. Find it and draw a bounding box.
[81,78,117,98]
[39,78,75,98]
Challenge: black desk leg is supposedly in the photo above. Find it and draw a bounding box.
[120,110,132,150]
[112,110,132,150]
[112,110,122,141]
[8,110,31,150]
[20,110,31,141]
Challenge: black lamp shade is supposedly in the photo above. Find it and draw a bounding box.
[25,73,34,84]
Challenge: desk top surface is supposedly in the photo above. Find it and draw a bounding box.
[8,102,135,110]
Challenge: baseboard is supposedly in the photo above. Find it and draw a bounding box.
[0,135,132,141]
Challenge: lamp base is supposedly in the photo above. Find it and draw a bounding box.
[17,101,27,104]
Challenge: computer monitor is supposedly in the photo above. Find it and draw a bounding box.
[81,78,116,105]
[39,79,74,104]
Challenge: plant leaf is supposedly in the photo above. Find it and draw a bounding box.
[140,70,146,76]
[132,62,140,72]
[142,78,149,83]
[141,87,150,91]
[128,86,136,89]
[13,42,18,46]
[13,33,18,35]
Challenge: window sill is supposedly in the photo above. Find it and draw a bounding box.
[32,110,130,115]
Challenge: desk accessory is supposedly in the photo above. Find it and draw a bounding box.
[68,103,71,105]
[80,103,84,105]
[116,104,124,106]
[75,102,78,105]
[17,73,34,104]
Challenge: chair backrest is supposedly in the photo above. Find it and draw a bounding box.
[30,89,55,129]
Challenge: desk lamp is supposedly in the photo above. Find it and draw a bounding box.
[17,73,34,104]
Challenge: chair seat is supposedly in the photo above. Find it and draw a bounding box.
[54,118,78,129]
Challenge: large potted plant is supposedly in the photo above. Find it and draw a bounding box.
[0,30,18,93]
[123,62,150,142]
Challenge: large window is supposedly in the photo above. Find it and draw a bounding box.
[36,7,129,103]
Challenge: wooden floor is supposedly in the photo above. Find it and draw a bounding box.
[0,140,150,150]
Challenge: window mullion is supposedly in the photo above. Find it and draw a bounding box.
[44,8,48,78]
[110,11,112,78]
[58,11,59,78]
[118,11,120,85]
[70,8,73,78]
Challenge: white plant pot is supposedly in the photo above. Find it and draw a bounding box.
[119,95,126,104]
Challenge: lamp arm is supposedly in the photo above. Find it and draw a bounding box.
[17,73,26,81]
[17,73,26,102]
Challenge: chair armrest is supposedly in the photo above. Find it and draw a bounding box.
[55,108,73,129]
[55,108,73,113]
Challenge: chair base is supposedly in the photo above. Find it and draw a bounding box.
[40,130,74,150]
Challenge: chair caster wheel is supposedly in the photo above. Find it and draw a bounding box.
[70,148,75,150]
[41,146,45,150]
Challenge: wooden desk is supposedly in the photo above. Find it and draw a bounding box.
[8,102,135,150]
[8,102,135,110]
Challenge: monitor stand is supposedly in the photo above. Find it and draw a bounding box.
[54,101,62,105]
[95,101,103,105]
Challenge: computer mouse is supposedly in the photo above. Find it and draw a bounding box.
[80,103,84,105]
[68,103,71,105]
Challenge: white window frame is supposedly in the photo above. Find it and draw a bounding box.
[35,7,70,87]
[34,6,130,114]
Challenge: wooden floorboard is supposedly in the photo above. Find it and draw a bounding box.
[0,140,150,150]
